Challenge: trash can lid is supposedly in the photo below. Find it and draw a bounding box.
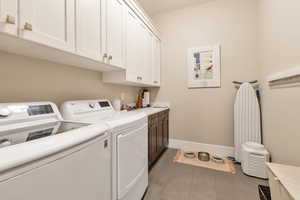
[244,142,265,151]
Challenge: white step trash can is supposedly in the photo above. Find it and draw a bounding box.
[241,142,270,179]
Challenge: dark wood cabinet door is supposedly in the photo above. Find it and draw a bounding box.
[162,112,169,148]
[157,120,164,154]
[148,124,155,165]
[148,124,152,165]
[148,116,157,165]
[148,114,159,166]
[148,110,169,169]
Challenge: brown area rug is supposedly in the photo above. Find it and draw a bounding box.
[174,150,236,174]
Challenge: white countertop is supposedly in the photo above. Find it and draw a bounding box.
[267,163,300,200]
[131,107,169,116]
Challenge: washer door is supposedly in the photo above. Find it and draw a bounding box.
[117,125,148,199]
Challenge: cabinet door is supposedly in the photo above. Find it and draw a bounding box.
[106,0,124,68]
[136,21,152,84]
[76,0,103,61]
[148,123,156,166]
[125,8,139,82]
[19,0,75,52]
[143,28,153,84]
[136,20,146,83]
[162,112,169,148]
[0,0,18,36]
[148,115,159,166]
[152,37,161,86]
[157,119,164,154]
[268,169,281,200]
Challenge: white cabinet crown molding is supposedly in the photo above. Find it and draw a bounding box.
[123,0,161,39]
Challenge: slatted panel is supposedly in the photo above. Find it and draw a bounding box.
[234,83,261,162]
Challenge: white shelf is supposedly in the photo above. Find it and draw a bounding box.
[267,67,300,83]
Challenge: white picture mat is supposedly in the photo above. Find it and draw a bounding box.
[187,45,221,88]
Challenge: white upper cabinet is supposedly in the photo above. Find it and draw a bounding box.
[143,28,154,84]
[103,4,161,87]
[135,20,145,82]
[0,0,161,83]
[75,0,103,61]
[125,8,139,82]
[136,22,153,84]
[0,0,18,36]
[19,0,75,52]
[105,0,125,68]
[152,37,161,86]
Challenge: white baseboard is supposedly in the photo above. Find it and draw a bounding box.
[169,139,234,158]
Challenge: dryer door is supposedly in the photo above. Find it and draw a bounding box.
[117,124,148,199]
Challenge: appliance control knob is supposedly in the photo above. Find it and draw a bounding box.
[0,107,11,118]
[0,139,12,148]
[89,103,96,109]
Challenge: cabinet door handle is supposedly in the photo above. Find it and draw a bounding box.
[6,15,16,25]
[24,22,33,31]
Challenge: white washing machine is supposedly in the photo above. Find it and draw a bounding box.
[0,102,111,200]
[61,100,148,200]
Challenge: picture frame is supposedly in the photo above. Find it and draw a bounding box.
[187,45,221,88]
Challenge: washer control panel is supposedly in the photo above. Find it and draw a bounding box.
[0,103,56,118]
[0,102,62,125]
[61,100,114,117]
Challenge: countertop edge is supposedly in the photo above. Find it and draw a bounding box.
[131,107,169,116]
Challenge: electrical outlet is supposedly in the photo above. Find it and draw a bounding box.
[121,93,125,101]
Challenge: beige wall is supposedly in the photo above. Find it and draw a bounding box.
[0,51,139,106]
[151,0,259,147]
[258,0,300,166]
[2,0,299,166]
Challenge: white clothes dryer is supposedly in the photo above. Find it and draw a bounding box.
[61,100,148,200]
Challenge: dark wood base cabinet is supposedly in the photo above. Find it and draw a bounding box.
[148,109,169,169]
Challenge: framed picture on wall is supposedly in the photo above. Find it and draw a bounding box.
[187,45,221,88]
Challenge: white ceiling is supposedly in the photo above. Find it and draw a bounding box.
[137,0,211,16]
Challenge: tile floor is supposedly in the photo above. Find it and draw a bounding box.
[144,149,267,200]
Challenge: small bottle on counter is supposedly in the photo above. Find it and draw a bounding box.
[142,89,150,108]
